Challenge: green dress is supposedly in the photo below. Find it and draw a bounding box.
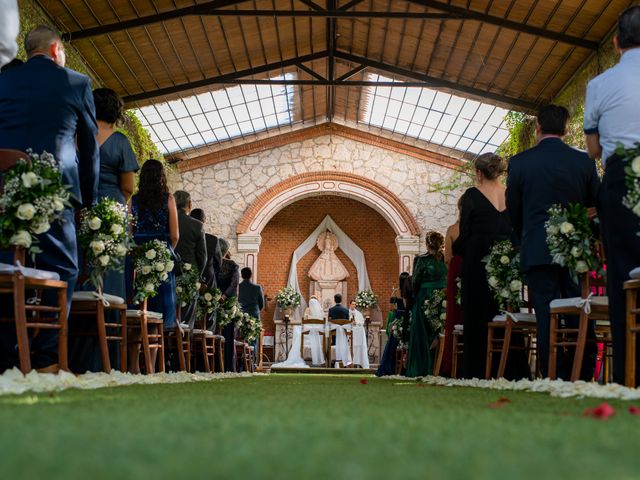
[406,254,447,377]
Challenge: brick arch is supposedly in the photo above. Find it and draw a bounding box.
[236,172,420,237]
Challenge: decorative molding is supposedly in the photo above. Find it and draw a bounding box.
[176,123,464,173]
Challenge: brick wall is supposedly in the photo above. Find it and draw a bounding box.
[257,195,398,335]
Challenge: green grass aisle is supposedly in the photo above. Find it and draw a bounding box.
[1,374,639,480]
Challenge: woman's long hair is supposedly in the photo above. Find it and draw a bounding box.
[136,159,168,212]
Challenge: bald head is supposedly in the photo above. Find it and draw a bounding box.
[25,26,66,67]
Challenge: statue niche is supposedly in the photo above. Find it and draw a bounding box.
[308,231,349,312]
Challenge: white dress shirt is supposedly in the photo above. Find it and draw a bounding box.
[0,0,19,68]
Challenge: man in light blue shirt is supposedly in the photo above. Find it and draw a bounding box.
[584,5,640,385]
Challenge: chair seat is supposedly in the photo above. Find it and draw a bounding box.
[192,328,214,337]
[234,340,249,347]
[491,312,537,324]
[550,296,608,310]
[72,291,125,305]
[630,266,640,280]
[0,262,60,281]
[213,335,225,342]
[126,309,164,320]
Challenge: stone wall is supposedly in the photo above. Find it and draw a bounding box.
[177,133,464,262]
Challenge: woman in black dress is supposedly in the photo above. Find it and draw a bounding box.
[453,153,511,379]
[216,238,239,372]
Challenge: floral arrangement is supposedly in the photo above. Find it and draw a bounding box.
[216,296,242,328]
[545,203,599,280]
[390,314,410,348]
[423,288,447,333]
[617,142,640,217]
[275,286,301,309]
[0,150,70,256]
[132,239,174,304]
[197,285,221,318]
[176,263,201,308]
[77,198,134,292]
[484,240,523,311]
[455,276,462,306]
[355,289,378,309]
[237,312,262,343]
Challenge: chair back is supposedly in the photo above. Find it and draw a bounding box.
[330,318,351,326]
[303,317,325,325]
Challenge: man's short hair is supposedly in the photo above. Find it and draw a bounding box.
[537,105,569,136]
[334,293,342,304]
[174,190,191,211]
[618,6,640,50]
[25,26,61,57]
[241,267,252,280]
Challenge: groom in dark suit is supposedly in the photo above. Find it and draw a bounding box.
[238,267,264,321]
[0,26,99,371]
[506,105,600,379]
[328,294,350,321]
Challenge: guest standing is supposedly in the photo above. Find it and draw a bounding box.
[442,198,463,377]
[190,208,221,288]
[217,239,239,371]
[508,105,600,379]
[453,153,511,379]
[584,5,640,385]
[406,231,447,378]
[0,26,99,372]
[238,267,264,366]
[128,160,179,373]
[377,272,411,377]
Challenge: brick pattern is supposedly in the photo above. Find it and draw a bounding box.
[177,123,464,173]
[236,171,420,235]
[258,196,398,336]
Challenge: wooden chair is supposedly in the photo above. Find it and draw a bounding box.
[164,306,190,372]
[69,291,127,372]
[549,273,608,381]
[235,339,253,372]
[0,149,69,373]
[451,325,464,378]
[432,332,445,377]
[126,300,165,374]
[327,319,354,367]
[213,333,225,372]
[624,279,640,387]
[191,311,216,372]
[300,317,326,365]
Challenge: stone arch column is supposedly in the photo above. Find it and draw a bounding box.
[236,172,421,281]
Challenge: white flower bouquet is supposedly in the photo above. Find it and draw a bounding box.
[484,240,523,311]
[132,239,174,304]
[237,312,261,343]
[275,286,301,309]
[78,198,134,293]
[0,150,70,256]
[545,203,599,281]
[176,262,201,308]
[423,288,447,333]
[355,289,378,309]
[390,314,410,348]
[197,285,221,317]
[216,296,242,328]
[617,142,640,218]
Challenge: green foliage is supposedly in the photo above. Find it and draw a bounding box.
[118,111,161,164]
[496,111,536,159]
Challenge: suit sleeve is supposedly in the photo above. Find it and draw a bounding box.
[76,78,99,208]
[506,159,523,240]
[258,285,264,311]
[196,224,207,275]
[586,160,601,208]
[452,190,473,256]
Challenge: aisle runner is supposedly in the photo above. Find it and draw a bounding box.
[0,369,258,396]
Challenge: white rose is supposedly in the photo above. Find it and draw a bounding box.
[141,265,152,275]
[195,282,201,290]
[110,224,123,235]
[510,280,522,292]
[145,249,156,260]
[21,171,40,188]
[165,261,175,272]
[547,224,559,236]
[31,222,50,234]
[90,240,105,255]
[632,156,640,175]
[10,230,32,248]
[575,260,589,274]
[442,300,447,308]
[488,276,499,288]
[53,197,65,212]
[155,262,165,272]
[570,246,582,258]
[98,255,110,267]
[115,244,127,256]
[500,255,510,265]
[176,286,183,294]
[144,283,155,293]
[160,272,168,281]
[181,302,187,307]
[183,263,192,271]
[16,203,35,220]
[500,288,510,298]
[440,313,446,320]
[88,217,102,230]
[560,222,574,235]
[204,292,213,301]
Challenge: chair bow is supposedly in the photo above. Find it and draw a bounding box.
[501,311,521,323]
[575,293,593,314]
[90,291,111,307]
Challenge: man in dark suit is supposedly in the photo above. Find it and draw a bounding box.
[506,104,600,380]
[190,208,221,288]
[328,293,350,321]
[238,267,264,320]
[0,26,99,371]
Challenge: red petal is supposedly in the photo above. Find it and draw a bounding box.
[628,405,640,415]
[359,378,368,385]
[585,402,615,419]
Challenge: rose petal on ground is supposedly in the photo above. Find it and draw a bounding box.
[584,402,615,420]
[628,405,640,416]
[359,378,368,385]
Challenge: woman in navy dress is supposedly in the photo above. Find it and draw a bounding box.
[128,159,179,373]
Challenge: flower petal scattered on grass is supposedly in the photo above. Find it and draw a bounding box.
[583,402,615,420]
[359,378,368,385]
[628,405,640,415]
[487,396,511,408]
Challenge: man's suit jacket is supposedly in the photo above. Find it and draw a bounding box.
[203,233,221,287]
[506,137,600,271]
[328,304,350,321]
[238,280,264,319]
[175,211,207,275]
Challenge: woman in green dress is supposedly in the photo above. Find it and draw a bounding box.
[406,231,447,377]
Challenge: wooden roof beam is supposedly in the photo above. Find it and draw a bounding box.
[405,0,599,49]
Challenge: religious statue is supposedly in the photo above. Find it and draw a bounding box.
[308,231,349,312]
